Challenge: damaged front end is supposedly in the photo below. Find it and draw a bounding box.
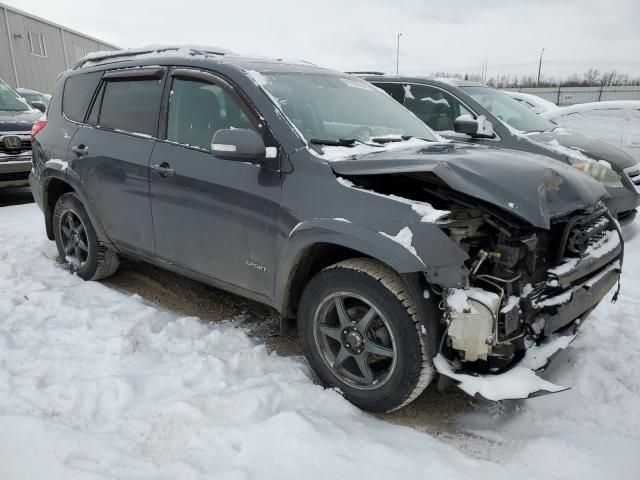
[435,202,622,400]
[330,143,623,401]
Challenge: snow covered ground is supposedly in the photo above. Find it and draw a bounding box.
[1,203,639,479]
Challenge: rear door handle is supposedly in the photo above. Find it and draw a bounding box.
[71,144,88,156]
[151,162,175,178]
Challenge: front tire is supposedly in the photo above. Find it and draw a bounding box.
[53,192,119,280]
[298,258,435,412]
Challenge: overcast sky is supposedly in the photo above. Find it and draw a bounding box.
[5,0,640,79]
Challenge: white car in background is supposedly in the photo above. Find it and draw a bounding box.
[542,101,640,162]
[504,90,558,114]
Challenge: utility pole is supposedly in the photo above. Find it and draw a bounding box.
[537,48,545,86]
[396,33,402,75]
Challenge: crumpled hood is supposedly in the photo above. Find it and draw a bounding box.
[330,142,608,229]
[0,110,41,132]
[529,129,637,170]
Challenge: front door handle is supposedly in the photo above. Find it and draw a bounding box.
[151,162,175,178]
[71,144,88,156]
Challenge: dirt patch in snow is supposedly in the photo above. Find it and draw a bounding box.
[104,261,473,432]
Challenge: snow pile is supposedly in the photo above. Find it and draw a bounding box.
[520,335,576,370]
[403,84,415,99]
[0,205,489,480]
[44,159,67,171]
[421,96,450,107]
[434,354,568,401]
[1,204,640,479]
[245,69,269,87]
[447,288,472,313]
[81,45,232,66]
[500,295,520,314]
[379,226,419,258]
[319,137,433,161]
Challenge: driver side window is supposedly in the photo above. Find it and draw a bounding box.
[167,78,256,150]
[403,84,472,132]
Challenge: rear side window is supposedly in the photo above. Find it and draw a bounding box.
[98,79,163,137]
[62,72,102,122]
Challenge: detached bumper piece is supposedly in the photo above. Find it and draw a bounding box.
[434,334,576,401]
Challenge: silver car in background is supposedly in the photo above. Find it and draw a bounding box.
[543,101,640,163]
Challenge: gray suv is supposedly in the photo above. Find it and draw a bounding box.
[358,75,640,224]
[30,47,623,411]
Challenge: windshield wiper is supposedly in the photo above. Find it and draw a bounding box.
[310,138,358,147]
[371,135,414,144]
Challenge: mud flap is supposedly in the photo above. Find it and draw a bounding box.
[433,334,576,401]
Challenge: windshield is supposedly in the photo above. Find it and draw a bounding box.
[256,71,438,144]
[462,86,555,133]
[0,82,31,112]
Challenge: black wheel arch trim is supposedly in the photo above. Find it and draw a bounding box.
[41,166,113,248]
[275,218,468,318]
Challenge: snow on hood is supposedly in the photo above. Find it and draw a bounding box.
[319,137,439,161]
[331,142,608,229]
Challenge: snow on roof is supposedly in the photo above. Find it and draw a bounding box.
[77,45,233,68]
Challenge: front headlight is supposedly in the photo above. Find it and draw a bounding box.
[568,157,624,188]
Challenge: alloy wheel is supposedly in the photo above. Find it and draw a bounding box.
[313,291,397,390]
[59,210,89,268]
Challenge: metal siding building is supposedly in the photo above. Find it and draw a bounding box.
[0,2,117,93]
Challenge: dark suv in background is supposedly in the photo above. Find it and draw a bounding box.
[30,47,623,411]
[357,74,640,224]
[0,79,42,188]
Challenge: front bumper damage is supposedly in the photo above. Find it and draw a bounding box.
[434,334,576,401]
[434,210,623,401]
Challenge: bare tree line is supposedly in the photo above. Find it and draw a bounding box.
[432,69,640,88]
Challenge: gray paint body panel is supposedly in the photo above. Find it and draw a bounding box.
[28,53,617,313]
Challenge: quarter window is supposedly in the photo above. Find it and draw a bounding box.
[167,78,256,150]
[62,72,103,123]
[403,84,472,132]
[28,31,47,57]
[98,79,163,136]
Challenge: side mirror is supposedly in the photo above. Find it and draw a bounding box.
[453,115,495,139]
[212,128,274,163]
[30,100,47,113]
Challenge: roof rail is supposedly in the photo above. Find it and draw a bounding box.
[345,71,387,76]
[73,45,233,69]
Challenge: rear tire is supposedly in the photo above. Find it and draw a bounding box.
[298,258,435,412]
[52,192,119,280]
